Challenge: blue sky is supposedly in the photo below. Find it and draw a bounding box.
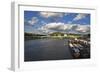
[24,11,90,34]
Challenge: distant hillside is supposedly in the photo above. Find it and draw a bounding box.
[24,32,90,40]
[49,32,87,36]
[49,32,64,36]
[25,32,46,36]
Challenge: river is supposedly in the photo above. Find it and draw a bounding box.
[24,39,73,61]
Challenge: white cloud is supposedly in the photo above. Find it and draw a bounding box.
[40,22,90,34]
[25,22,90,34]
[28,17,38,25]
[75,25,90,33]
[73,14,87,21]
[42,22,72,31]
[43,22,64,30]
[40,12,64,18]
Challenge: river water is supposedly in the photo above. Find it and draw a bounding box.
[24,39,73,61]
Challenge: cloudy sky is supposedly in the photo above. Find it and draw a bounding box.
[24,11,90,34]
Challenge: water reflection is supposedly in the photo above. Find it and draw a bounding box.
[24,39,73,61]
